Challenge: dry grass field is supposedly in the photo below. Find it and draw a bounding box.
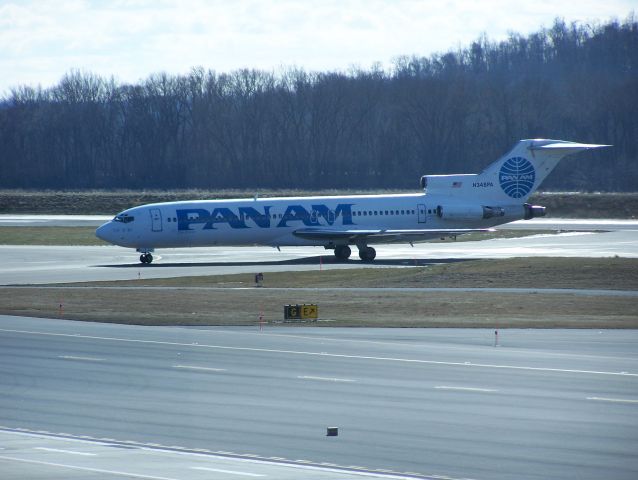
[2,258,636,328]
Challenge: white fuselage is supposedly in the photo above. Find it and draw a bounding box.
[95,192,523,250]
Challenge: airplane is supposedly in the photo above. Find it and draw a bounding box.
[96,139,608,264]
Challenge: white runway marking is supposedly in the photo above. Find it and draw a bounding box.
[3,328,637,377]
[0,426,474,480]
[58,355,104,362]
[434,386,497,393]
[297,375,356,382]
[0,455,181,480]
[587,397,638,404]
[173,365,226,372]
[191,466,265,477]
[34,447,96,456]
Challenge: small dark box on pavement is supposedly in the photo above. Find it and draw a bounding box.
[326,427,338,436]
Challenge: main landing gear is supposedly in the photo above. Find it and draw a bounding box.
[358,246,376,262]
[332,244,376,262]
[334,245,352,260]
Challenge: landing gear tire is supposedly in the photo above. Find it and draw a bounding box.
[334,245,351,260]
[358,246,376,262]
[140,253,153,264]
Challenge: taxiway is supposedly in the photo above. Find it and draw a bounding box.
[1,218,637,285]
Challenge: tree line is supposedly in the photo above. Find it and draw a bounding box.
[1,15,637,191]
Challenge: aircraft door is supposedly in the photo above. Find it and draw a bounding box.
[150,208,163,232]
[417,204,427,223]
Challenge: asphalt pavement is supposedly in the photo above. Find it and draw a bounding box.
[1,316,637,480]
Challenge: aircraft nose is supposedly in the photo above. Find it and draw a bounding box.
[95,222,114,243]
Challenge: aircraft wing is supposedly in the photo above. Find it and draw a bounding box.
[292,227,494,243]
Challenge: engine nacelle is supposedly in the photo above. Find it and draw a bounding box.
[436,205,506,221]
[524,203,546,220]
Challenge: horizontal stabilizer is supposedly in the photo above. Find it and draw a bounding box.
[529,141,611,150]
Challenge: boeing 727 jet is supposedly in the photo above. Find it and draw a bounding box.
[96,139,608,263]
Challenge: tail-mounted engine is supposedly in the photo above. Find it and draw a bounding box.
[523,203,546,219]
[435,205,506,221]
[435,203,546,221]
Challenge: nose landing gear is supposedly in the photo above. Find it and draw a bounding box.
[137,248,155,264]
[139,253,153,264]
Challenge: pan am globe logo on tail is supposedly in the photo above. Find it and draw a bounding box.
[499,157,536,198]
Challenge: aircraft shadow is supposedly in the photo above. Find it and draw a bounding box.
[97,257,478,268]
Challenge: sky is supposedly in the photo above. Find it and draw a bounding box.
[0,0,635,95]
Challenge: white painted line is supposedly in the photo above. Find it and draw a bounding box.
[297,375,356,383]
[173,365,226,372]
[435,386,497,393]
[4,327,636,378]
[191,466,265,477]
[34,447,96,456]
[0,427,457,480]
[0,455,181,480]
[587,396,638,404]
[58,355,104,362]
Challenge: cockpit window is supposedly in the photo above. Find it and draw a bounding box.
[113,214,135,223]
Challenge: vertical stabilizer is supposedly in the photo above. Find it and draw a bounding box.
[472,139,609,202]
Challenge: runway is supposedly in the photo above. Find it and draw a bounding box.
[1,217,637,285]
[1,315,637,479]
